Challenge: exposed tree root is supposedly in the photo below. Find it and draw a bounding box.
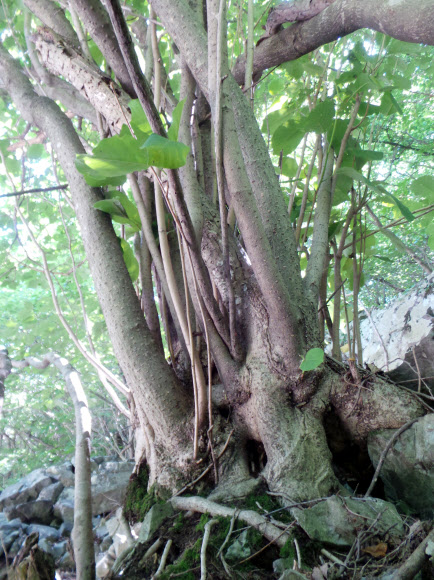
[170,496,291,547]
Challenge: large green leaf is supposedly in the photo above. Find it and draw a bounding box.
[379,91,403,116]
[76,132,151,178]
[302,100,335,134]
[140,134,189,168]
[76,132,189,182]
[272,121,305,156]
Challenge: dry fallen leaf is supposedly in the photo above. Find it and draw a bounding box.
[363,542,388,558]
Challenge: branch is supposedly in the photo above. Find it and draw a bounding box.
[170,496,291,548]
[69,0,136,96]
[232,0,434,84]
[0,184,68,198]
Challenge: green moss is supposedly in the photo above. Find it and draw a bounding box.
[195,513,210,532]
[123,466,154,523]
[160,538,202,580]
[243,491,293,523]
[280,536,296,560]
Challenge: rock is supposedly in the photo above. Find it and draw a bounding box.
[137,502,174,544]
[359,273,434,388]
[368,414,434,518]
[273,557,293,574]
[0,468,53,509]
[5,500,54,525]
[225,529,251,561]
[59,521,73,537]
[90,459,134,515]
[53,487,75,524]
[27,524,60,542]
[105,508,134,560]
[57,550,75,571]
[46,462,75,487]
[278,572,308,579]
[291,496,404,547]
[39,537,68,560]
[0,517,27,557]
[38,481,64,503]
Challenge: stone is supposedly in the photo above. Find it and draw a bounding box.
[91,460,134,515]
[368,414,434,518]
[46,462,75,487]
[225,529,251,561]
[105,508,134,560]
[39,537,68,560]
[0,468,53,509]
[291,496,404,547]
[5,500,54,525]
[27,524,60,542]
[59,521,73,537]
[57,551,75,571]
[359,273,434,389]
[53,487,75,524]
[38,481,64,503]
[137,503,174,544]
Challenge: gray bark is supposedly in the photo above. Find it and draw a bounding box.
[0,44,192,487]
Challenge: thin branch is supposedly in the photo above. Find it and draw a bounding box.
[364,417,419,498]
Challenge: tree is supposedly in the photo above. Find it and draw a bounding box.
[0,0,432,505]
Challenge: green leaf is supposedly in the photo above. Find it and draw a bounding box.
[119,238,139,282]
[268,78,285,95]
[300,348,324,372]
[336,167,415,221]
[75,161,126,187]
[282,60,304,79]
[167,98,186,141]
[302,100,335,134]
[279,157,298,178]
[128,99,152,139]
[26,144,45,159]
[261,107,293,136]
[272,121,305,156]
[76,133,150,178]
[379,91,403,116]
[411,176,434,203]
[141,134,189,168]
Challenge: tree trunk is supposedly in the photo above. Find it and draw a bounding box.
[0,0,429,504]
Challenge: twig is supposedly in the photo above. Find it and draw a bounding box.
[154,538,172,577]
[217,510,238,578]
[412,347,422,393]
[143,537,163,561]
[294,537,301,569]
[236,521,296,566]
[364,417,420,498]
[391,527,434,580]
[321,548,346,566]
[0,184,68,198]
[201,518,218,580]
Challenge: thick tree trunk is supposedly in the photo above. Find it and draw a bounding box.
[1,0,428,505]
